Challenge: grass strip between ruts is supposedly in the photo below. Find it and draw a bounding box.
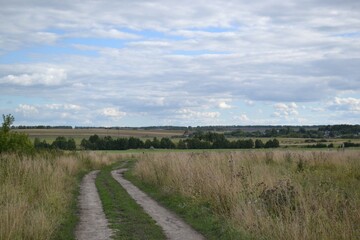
[95,162,166,240]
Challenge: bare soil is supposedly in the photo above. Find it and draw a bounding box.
[111,169,204,240]
[75,170,112,240]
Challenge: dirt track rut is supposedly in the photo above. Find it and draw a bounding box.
[75,170,112,240]
[111,169,204,240]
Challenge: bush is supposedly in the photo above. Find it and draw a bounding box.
[0,114,34,154]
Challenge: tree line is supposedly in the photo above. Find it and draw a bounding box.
[77,132,280,150]
[34,136,76,150]
[228,125,360,139]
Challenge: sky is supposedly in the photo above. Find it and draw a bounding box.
[0,0,359,127]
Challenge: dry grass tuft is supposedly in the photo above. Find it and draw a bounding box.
[133,150,360,240]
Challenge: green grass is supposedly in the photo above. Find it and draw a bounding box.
[124,161,253,240]
[95,161,166,240]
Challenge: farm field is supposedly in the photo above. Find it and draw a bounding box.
[13,128,185,144]
[13,128,184,138]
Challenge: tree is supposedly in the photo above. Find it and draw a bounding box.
[272,138,280,148]
[1,114,15,134]
[80,138,92,150]
[34,138,51,149]
[115,138,128,150]
[67,138,76,150]
[52,136,68,150]
[255,139,265,148]
[0,114,33,153]
[177,139,186,149]
[144,139,153,148]
[160,138,175,149]
[151,137,160,148]
[128,137,144,149]
[264,138,280,148]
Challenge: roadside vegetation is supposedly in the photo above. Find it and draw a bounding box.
[0,114,118,239]
[0,151,117,240]
[130,150,360,240]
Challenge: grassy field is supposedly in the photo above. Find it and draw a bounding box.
[2,148,359,239]
[14,128,184,141]
[0,151,118,240]
[130,150,360,240]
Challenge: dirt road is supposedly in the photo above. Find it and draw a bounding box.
[75,170,112,240]
[111,169,204,240]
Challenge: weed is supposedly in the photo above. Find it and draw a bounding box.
[259,179,299,218]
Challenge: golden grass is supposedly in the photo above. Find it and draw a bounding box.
[0,151,118,240]
[133,150,360,240]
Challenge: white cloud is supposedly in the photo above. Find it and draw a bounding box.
[1,68,67,86]
[91,28,140,39]
[218,101,232,109]
[45,104,81,111]
[329,97,360,112]
[273,102,299,117]
[15,104,39,116]
[102,108,127,118]
[235,114,250,122]
[127,41,171,48]
[176,108,220,119]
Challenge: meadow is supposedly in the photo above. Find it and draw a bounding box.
[2,123,360,240]
[131,149,360,240]
[0,151,119,240]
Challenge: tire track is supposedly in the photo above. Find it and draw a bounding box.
[75,170,112,240]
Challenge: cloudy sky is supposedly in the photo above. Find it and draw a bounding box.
[0,0,359,126]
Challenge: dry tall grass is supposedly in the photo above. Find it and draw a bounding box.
[133,150,360,240]
[0,151,117,240]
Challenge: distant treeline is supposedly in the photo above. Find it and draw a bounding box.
[79,132,280,150]
[227,125,360,139]
[34,133,280,151]
[33,136,360,151]
[14,125,73,129]
[34,137,76,150]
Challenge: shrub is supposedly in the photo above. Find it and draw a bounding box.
[0,114,34,154]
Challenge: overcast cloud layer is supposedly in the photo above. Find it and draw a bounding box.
[0,0,359,126]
